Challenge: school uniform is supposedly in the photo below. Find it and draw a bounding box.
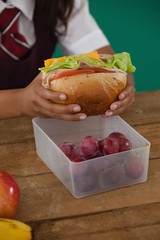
[0,0,109,89]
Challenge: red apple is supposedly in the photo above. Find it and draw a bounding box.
[0,170,20,218]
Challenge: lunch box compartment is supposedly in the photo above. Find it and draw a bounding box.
[32,116,150,198]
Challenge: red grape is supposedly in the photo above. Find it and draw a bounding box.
[70,155,86,163]
[74,170,98,192]
[59,142,78,157]
[108,132,126,139]
[58,142,82,161]
[79,136,99,159]
[118,137,132,152]
[72,160,88,176]
[102,164,123,184]
[99,137,119,155]
[108,132,132,152]
[125,157,144,179]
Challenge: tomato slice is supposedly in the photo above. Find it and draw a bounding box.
[90,67,117,73]
[53,69,95,79]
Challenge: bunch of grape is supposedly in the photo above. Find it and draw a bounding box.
[58,132,132,162]
[58,133,144,192]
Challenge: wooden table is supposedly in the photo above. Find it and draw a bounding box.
[0,90,160,240]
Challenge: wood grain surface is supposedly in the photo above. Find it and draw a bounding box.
[0,91,160,240]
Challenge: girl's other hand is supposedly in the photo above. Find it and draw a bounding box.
[21,73,87,121]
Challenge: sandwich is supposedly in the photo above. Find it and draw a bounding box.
[39,51,136,116]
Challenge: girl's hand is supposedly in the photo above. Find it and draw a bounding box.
[21,73,87,121]
[103,80,135,117]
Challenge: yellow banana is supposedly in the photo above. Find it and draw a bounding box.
[0,218,32,240]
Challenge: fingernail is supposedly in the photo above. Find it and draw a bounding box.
[72,105,81,112]
[120,93,125,99]
[111,104,117,111]
[79,114,87,120]
[106,111,113,117]
[59,94,67,100]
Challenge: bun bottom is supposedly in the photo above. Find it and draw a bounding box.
[44,72,127,116]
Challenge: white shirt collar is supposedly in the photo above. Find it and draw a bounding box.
[0,0,35,20]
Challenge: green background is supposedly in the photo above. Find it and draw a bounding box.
[54,0,160,92]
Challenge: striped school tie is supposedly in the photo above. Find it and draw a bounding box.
[0,6,30,60]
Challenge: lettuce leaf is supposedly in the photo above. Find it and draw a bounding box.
[106,52,136,72]
[74,55,107,68]
[39,57,79,73]
[39,52,136,73]
[73,53,136,72]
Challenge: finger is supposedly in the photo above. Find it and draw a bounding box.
[33,91,78,113]
[118,86,136,100]
[47,112,87,121]
[33,96,87,120]
[116,95,135,111]
[38,108,87,121]
[37,87,68,102]
[44,101,83,115]
[112,100,133,115]
[103,96,134,117]
[110,96,134,112]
